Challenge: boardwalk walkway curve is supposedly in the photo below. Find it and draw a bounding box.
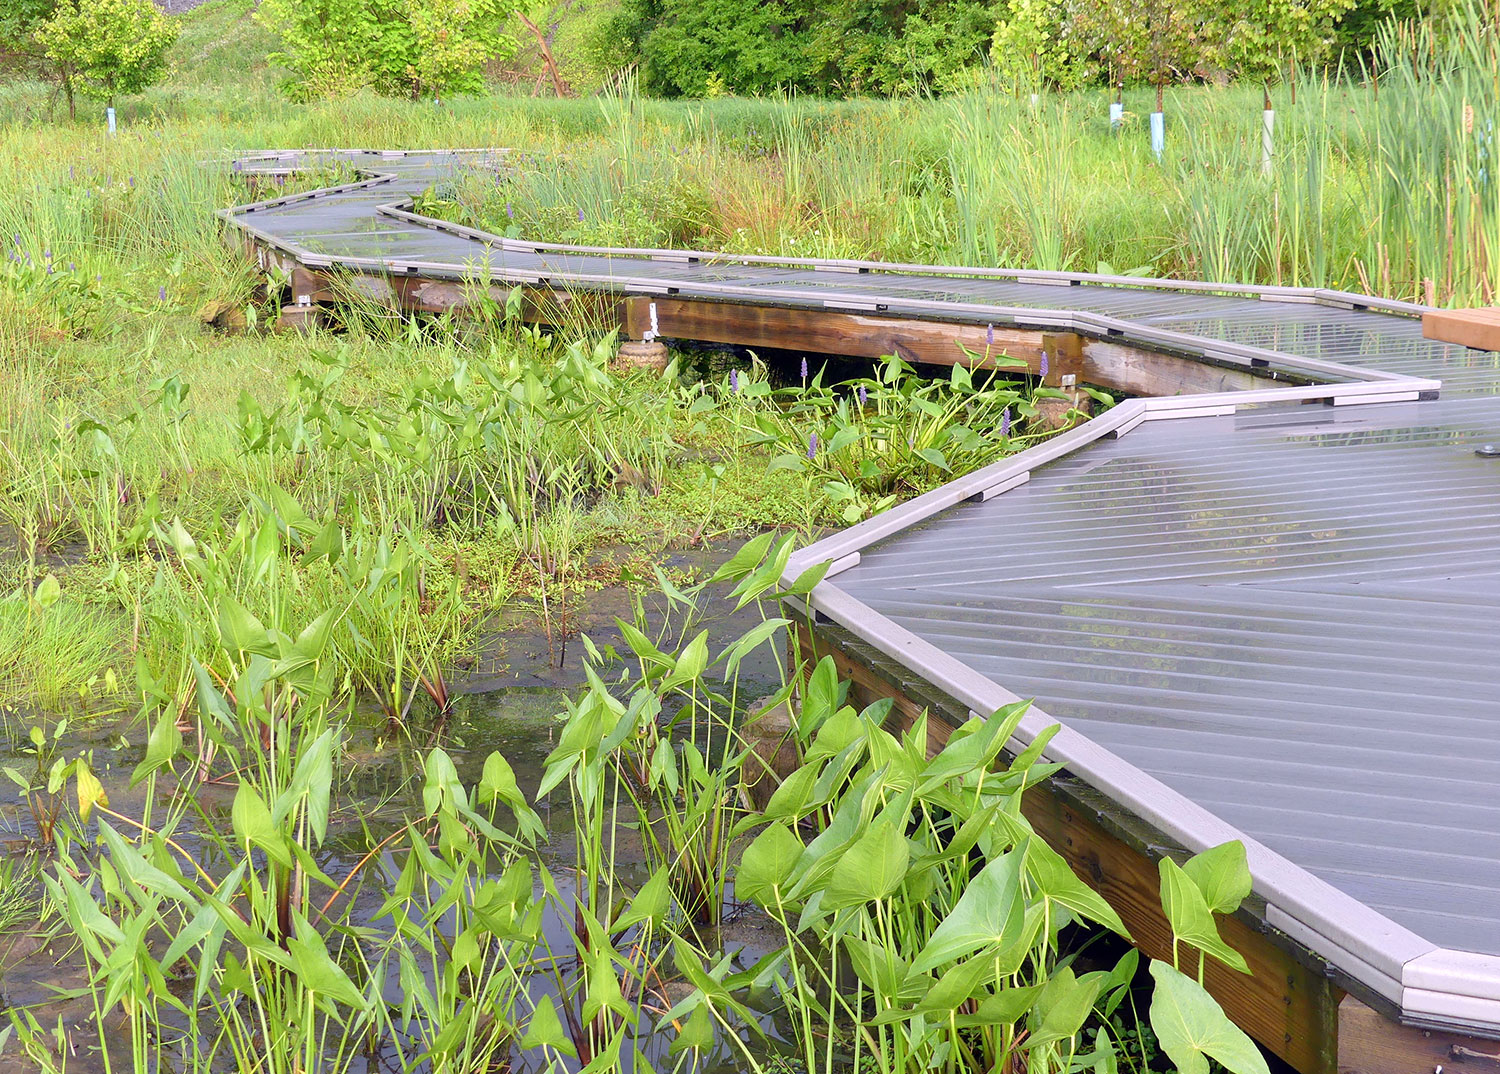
[220,149,1500,1047]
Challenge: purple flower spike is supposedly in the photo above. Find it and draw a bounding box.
[67,261,75,271]
[985,323,994,347]
[1001,407,1012,437]
[158,285,166,302]
[1039,350,1050,378]
[577,207,585,222]
[800,357,809,381]
[69,166,75,181]
[857,384,867,406]
[808,432,818,459]
[506,202,514,218]
[128,176,135,188]
[730,368,740,394]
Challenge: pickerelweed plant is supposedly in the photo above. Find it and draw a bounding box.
[10,530,1268,1074]
[724,352,1109,524]
[724,654,1272,1074]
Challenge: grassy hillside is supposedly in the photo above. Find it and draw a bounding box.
[166,0,280,91]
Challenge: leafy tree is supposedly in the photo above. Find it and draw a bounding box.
[620,0,815,96]
[16,0,174,117]
[372,0,519,99]
[1212,0,1358,80]
[809,0,1001,94]
[255,0,380,99]
[1332,0,1426,59]
[256,0,519,101]
[0,0,66,108]
[27,0,176,117]
[0,0,54,59]
[990,0,1096,91]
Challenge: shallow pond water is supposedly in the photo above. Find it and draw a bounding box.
[0,553,796,1073]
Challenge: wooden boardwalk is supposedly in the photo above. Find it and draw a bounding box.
[221,149,1500,1071]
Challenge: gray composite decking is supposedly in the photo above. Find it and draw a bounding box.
[220,150,1500,1036]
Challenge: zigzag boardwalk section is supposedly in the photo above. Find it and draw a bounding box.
[221,149,1500,1073]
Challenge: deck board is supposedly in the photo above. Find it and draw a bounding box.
[836,397,1500,960]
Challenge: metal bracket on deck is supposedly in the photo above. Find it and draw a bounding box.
[1261,292,1318,304]
[1105,410,1148,439]
[824,552,862,578]
[967,471,1030,503]
[1142,404,1237,421]
[1331,390,1422,406]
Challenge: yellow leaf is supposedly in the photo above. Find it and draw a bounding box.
[77,763,109,824]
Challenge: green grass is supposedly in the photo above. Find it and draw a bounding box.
[0,587,123,713]
[0,2,1492,721]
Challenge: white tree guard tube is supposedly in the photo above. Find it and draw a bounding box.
[1262,108,1275,176]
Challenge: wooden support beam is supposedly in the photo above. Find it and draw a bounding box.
[233,241,1280,398]
[1422,307,1500,352]
[622,296,1047,372]
[795,620,1345,1074]
[1339,997,1500,1074]
[619,296,1278,396]
[1081,339,1268,397]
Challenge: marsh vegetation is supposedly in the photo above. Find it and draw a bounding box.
[1,0,1494,1069]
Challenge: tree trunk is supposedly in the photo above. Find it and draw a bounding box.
[518,11,567,98]
[61,65,75,121]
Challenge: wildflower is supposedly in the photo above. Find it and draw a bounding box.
[1001,407,1012,437]
[808,432,818,459]
[730,368,740,394]
[800,356,809,381]
[67,262,75,272]
[985,323,994,347]
[69,165,74,181]
[857,384,867,406]
[128,176,135,188]
[158,285,166,302]
[577,207,585,222]
[1039,350,1049,378]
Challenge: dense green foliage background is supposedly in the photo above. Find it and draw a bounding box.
[597,0,1425,97]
